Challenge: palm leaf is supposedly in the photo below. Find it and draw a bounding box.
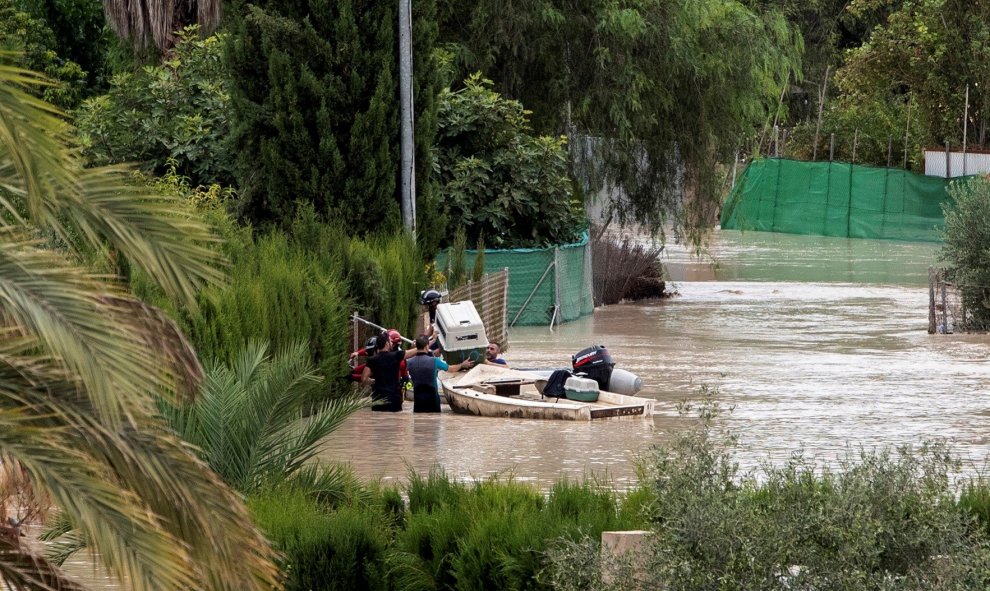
[0,537,87,591]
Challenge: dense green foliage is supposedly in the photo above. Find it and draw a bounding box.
[939,176,990,330]
[250,487,394,591]
[0,0,88,107]
[250,470,638,591]
[15,0,110,91]
[437,74,584,248]
[438,0,801,242]
[75,29,233,186]
[225,0,442,244]
[0,57,279,591]
[544,396,990,591]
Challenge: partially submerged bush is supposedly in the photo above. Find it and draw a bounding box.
[545,392,990,590]
[591,228,667,305]
[940,176,990,331]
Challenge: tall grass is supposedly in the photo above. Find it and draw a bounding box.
[250,488,391,591]
[180,230,352,378]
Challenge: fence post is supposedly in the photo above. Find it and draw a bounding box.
[829,133,835,161]
[941,278,949,333]
[928,267,936,334]
[945,140,951,178]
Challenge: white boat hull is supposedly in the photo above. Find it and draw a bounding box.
[440,365,655,421]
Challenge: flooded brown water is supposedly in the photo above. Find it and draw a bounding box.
[320,230,990,488]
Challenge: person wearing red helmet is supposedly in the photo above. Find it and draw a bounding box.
[362,329,418,412]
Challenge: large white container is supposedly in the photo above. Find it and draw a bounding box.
[436,301,488,363]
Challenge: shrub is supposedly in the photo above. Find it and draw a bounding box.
[544,393,990,591]
[158,341,365,495]
[940,176,990,330]
[250,489,390,591]
[75,27,234,186]
[174,229,350,379]
[436,73,585,248]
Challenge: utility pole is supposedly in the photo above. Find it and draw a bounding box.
[399,0,416,238]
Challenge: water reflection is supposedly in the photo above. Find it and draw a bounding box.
[319,230,990,489]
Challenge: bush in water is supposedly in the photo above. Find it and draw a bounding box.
[940,176,990,331]
[543,391,990,591]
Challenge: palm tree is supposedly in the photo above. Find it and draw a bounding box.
[103,0,222,54]
[159,340,366,498]
[0,55,279,590]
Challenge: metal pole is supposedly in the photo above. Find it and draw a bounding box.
[945,140,951,178]
[851,129,858,164]
[963,84,969,176]
[812,65,830,162]
[398,0,416,238]
[928,267,936,334]
[829,133,835,161]
[731,150,739,189]
[773,125,780,157]
[353,313,415,346]
[903,98,912,169]
[887,136,893,167]
[781,129,788,158]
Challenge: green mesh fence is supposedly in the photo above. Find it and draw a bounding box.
[721,158,951,241]
[436,232,594,326]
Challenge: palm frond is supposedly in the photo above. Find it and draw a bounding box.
[165,341,365,494]
[0,344,280,591]
[0,231,163,423]
[0,537,87,591]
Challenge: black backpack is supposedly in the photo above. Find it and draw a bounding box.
[542,369,572,398]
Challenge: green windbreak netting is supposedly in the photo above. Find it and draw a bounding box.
[720,158,951,241]
[436,232,594,326]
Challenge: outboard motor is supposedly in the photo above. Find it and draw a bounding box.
[571,345,614,391]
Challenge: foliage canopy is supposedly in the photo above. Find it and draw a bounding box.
[436,74,584,248]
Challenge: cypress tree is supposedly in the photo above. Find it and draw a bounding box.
[226,0,440,243]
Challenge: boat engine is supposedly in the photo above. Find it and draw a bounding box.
[571,345,643,395]
[571,345,614,391]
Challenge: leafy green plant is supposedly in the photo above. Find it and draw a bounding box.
[436,74,585,248]
[75,27,234,186]
[250,488,390,591]
[544,391,990,591]
[158,341,366,495]
[0,0,89,107]
[940,176,990,330]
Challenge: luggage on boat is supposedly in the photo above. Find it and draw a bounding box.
[571,345,614,391]
[564,376,600,402]
[436,301,488,364]
[542,369,573,398]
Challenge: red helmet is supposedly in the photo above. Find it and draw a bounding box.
[387,329,402,344]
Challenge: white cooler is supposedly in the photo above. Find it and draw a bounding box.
[436,301,488,364]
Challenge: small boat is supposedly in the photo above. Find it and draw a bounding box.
[440,364,656,420]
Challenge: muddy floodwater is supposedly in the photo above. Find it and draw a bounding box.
[319,230,990,488]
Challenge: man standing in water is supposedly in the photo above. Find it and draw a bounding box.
[362,330,418,412]
[407,335,473,412]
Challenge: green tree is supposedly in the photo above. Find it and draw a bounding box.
[0,56,278,590]
[225,0,442,244]
[158,341,365,496]
[837,0,990,152]
[74,29,234,186]
[939,176,990,330]
[436,74,584,248]
[15,0,111,91]
[438,0,801,244]
[0,0,88,108]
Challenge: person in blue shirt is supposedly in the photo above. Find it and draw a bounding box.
[406,334,473,413]
[484,342,509,367]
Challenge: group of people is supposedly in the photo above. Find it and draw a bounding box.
[351,289,508,413]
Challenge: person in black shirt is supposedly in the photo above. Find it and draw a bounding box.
[362,330,417,412]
